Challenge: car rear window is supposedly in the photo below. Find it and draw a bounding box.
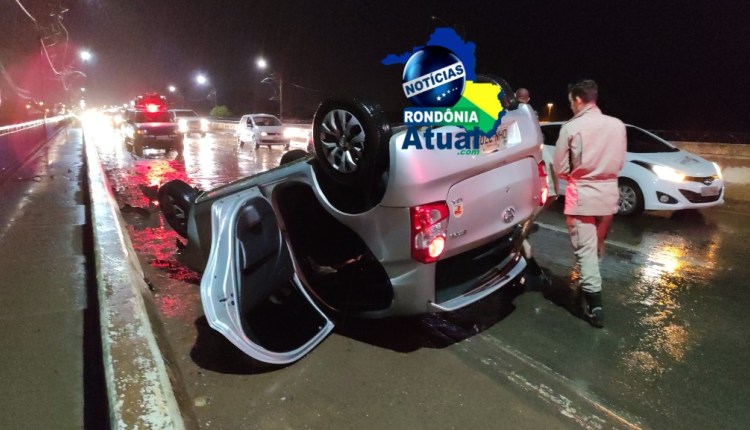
[135,111,171,122]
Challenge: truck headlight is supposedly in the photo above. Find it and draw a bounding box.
[200,118,209,132]
[177,119,188,132]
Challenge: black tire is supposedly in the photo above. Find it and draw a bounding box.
[173,140,184,154]
[200,132,207,138]
[284,143,290,150]
[158,180,197,238]
[312,97,391,187]
[279,149,309,166]
[617,178,644,216]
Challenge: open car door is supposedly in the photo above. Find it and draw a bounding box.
[200,186,334,364]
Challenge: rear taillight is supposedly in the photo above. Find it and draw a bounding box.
[410,202,449,263]
[538,161,548,207]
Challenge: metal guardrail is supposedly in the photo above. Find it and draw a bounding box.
[0,115,72,175]
[0,119,47,137]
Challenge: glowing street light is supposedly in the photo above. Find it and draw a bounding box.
[547,103,554,120]
[80,50,92,62]
[256,57,267,69]
[168,85,177,93]
[196,74,208,85]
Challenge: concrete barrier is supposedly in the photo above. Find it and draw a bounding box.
[84,134,189,429]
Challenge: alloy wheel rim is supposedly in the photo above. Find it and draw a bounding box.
[320,109,365,173]
[619,185,636,213]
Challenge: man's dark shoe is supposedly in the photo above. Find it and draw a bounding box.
[583,291,604,328]
[586,307,604,328]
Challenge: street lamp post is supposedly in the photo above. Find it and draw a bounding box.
[547,103,554,121]
[257,57,283,121]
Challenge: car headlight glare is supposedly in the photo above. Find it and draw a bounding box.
[712,162,723,180]
[200,118,209,131]
[177,119,188,132]
[652,165,686,182]
[261,131,268,136]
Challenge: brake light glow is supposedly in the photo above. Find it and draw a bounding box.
[410,202,449,263]
[538,161,548,207]
[146,103,160,113]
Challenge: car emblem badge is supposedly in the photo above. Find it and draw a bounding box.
[502,207,516,223]
[453,202,464,218]
[703,178,713,185]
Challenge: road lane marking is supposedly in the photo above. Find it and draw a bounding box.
[474,333,644,430]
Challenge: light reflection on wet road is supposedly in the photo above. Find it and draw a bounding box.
[87,115,750,429]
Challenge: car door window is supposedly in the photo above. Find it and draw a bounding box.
[626,126,679,153]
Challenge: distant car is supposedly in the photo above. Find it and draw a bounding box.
[169,109,208,138]
[122,101,182,156]
[541,122,724,215]
[237,114,290,149]
[158,83,548,365]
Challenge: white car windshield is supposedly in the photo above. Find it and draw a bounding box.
[252,116,282,126]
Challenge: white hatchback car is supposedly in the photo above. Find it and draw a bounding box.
[237,114,290,149]
[541,122,724,215]
[158,86,548,365]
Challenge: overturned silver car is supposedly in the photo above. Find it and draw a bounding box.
[158,81,547,365]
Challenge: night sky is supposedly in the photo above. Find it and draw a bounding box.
[1,0,748,132]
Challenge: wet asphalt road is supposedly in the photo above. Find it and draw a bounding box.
[86,116,750,429]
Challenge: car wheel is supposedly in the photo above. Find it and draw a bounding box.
[174,140,184,154]
[237,136,244,148]
[279,149,309,166]
[200,132,206,138]
[284,143,290,150]
[158,180,197,238]
[618,178,644,216]
[312,97,390,187]
[251,135,259,149]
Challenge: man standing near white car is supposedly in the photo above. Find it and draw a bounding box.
[553,79,626,328]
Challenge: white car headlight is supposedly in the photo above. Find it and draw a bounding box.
[200,118,209,132]
[652,165,686,182]
[261,131,268,136]
[712,162,723,180]
[177,119,188,132]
